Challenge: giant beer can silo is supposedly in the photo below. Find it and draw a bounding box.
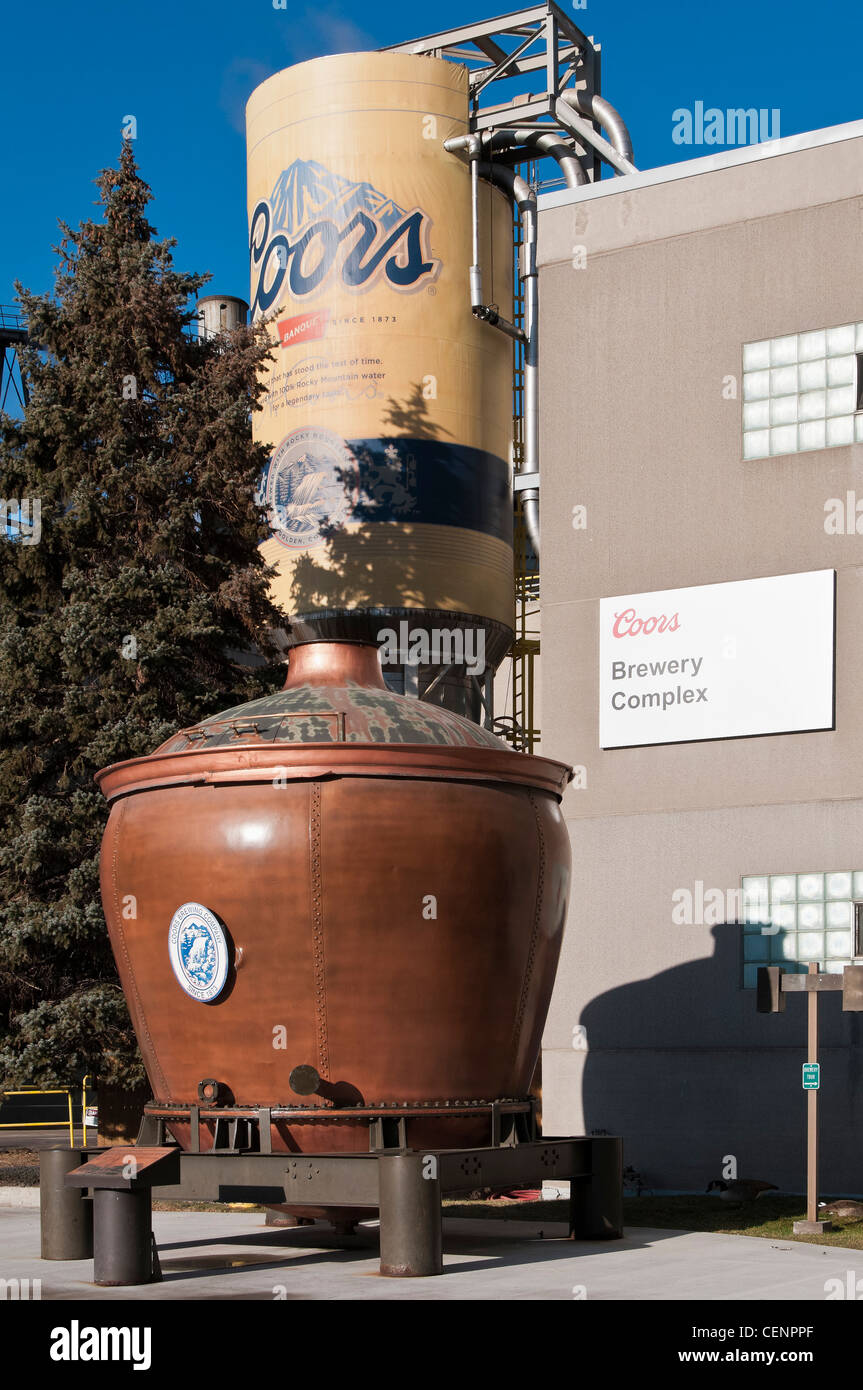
[246,52,515,686]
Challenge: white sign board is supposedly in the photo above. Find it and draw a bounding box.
[599,570,835,749]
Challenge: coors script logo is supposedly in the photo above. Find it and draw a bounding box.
[612,608,681,637]
[250,160,438,318]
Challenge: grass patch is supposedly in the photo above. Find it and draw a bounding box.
[625,1195,863,1248]
[442,1195,863,1249]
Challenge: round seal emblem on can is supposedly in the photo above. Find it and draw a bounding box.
[258,426,356,549]
[168,903,230,1003]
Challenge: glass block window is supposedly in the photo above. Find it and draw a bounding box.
[742,323,863,459]
[741,871,863,987]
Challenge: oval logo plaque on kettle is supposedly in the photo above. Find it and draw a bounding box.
[168,903,230,1003]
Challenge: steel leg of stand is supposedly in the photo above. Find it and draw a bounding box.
[570,1136,624,1240]
[40,1149,93,1261]
[378,1153,442,1276]
[93,1188,158,1286]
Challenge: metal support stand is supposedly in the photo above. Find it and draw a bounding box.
[93,1189,159,1287]
[40,1148,93,1261]
[379,1152,443,1277]
[63,1145,178,1286]
[569,1136,623,1239]
[54,1131,623,1284]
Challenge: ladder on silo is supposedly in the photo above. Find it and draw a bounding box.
[511,500,540,753]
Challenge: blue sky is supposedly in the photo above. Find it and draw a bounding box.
[3,0,862,308]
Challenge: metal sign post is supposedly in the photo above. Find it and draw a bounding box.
[757,960,863,1235]
[802,962,822,1234]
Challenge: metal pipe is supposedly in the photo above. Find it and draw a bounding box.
[559,89,635,166]
[444,138,542,555]
[521,493,540,559]
[40,1148,94,1261]
[445,135,486,311]
[475,159,540,555]
[476,160,540,556]
[470,153,482,307]
[379,1152,443,1277]
[472,304,525,342]
[93,1188,158,1286]
[482,127,587,188]
[525,130,588,187]
[449,103,633,562]
[569,1136,624,1239]
[576,90,634,164]
[521,194,540,560]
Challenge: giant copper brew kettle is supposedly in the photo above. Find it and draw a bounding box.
[96,641,572,1153]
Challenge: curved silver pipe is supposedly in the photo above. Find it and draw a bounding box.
[559,90,634,165]
[443,133,481,159]
[474,158,532,209]
[481,128,587,189]
[521,494,540,562]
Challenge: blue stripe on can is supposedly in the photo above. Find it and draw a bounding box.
[347,438,512,545]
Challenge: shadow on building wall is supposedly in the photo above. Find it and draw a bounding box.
[578,924,863,1194]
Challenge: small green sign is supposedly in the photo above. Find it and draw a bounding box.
[802,1063,820,1090]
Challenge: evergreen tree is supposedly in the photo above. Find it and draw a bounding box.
[0,143,284,1089]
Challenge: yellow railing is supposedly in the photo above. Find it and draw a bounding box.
[0,1088,75,1147]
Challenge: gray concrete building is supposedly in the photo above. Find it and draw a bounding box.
[538,119,863,1193]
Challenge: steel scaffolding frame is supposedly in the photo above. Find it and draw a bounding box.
[383,0,625,189]
[0,305,28,412]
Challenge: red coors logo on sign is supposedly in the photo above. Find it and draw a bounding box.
[612,608,681,638]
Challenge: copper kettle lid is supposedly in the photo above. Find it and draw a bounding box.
[96,640,573,802]
[154,639,508,754]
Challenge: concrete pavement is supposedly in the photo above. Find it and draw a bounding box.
[0,1127,89,1150]
[0,1200,857,1300]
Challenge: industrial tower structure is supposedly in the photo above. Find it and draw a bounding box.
[386,2,635,749]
